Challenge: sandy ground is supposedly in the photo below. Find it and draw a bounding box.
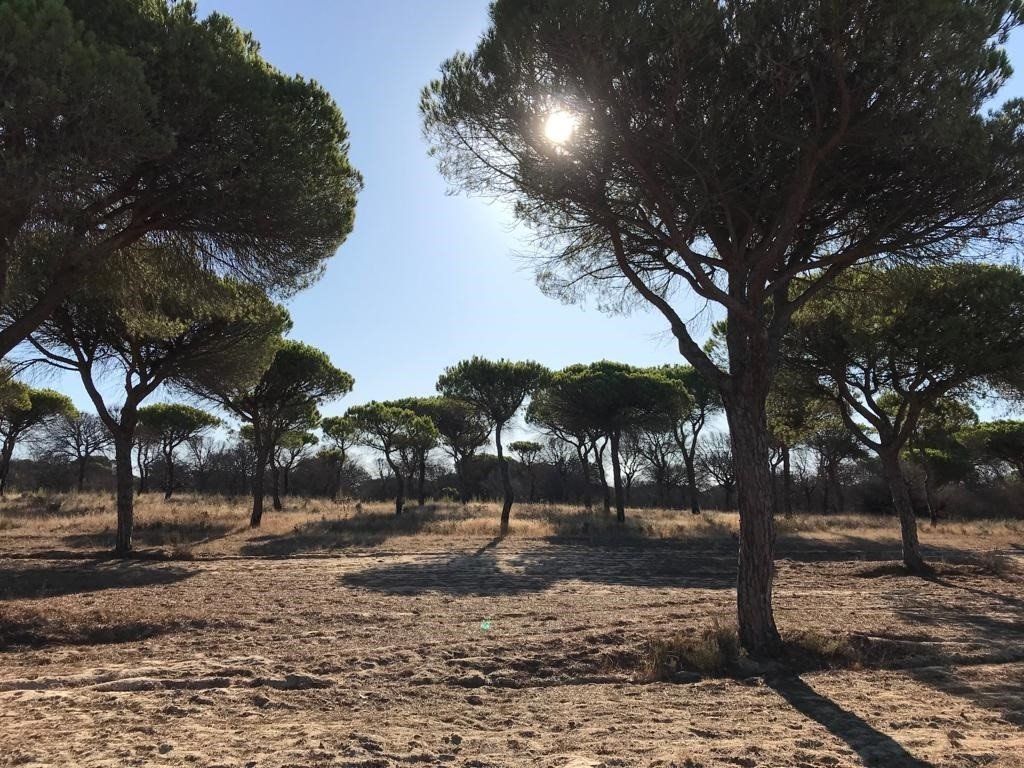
[1,501,1023,767]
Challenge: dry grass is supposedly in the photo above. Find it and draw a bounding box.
[642,619,742,678]
[2,491,1023,560]
[639,624,946,682]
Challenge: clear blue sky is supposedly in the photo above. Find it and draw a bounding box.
[194,0,687,423]
[35,1,1024,427]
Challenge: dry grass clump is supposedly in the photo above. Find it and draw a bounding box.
[642,620,742,679]
[639,622,940,682]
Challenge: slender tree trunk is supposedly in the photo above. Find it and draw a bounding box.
[250,445,271,528]
[283,464,291,497]
[575,445,593,510]
[495,422,513,536]
[417,452,426,506]
[683,451,700,515]
[163,449,174,500]
[271,462,283,511]
[332,454,343,501]
[879,447,928,573]
[388,456,405,515]
[820,457,832,514]
[770,460,780,516]
[113,432,135,556]
[724,387,782,657]
[609,430,626,523]
[782,446,793,519]
[917,449,939,526]
[592,439,611,514]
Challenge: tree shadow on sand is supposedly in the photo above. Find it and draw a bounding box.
[891,571,1024,728]
[0,561,194,600]
[768,675,935,767]
[239,507,441,556]
[61,519,235,552]
[340,539,738,597]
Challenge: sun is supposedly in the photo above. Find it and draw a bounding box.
[543,109,577,145]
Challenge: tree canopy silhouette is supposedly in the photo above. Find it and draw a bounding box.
[0,0,361,356]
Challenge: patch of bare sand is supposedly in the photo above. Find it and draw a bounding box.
[1,527,1022,767]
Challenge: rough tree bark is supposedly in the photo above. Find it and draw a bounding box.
[112,431,136,555]
[879,448,927,573]
[723,366,783,657]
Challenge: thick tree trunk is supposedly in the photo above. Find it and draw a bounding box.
[113,433,135,556]
[0,437,15,497]
[609,430,626,523]
[683,451,700,515]
[495,423,513,536]
[455,454,471,503]
[77,457,87,492]
[724,389,782,657]
[879,447,928,573]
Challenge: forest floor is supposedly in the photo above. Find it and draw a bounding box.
[0,495,1023,768]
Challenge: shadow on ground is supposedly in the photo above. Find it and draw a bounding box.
[892,572,1024,728]
[61,519,235,552]
[238,507,444,556]
[0,609,211,651]
[0,561,194,600]
[769,675,935,767]
[340,538,738,596]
